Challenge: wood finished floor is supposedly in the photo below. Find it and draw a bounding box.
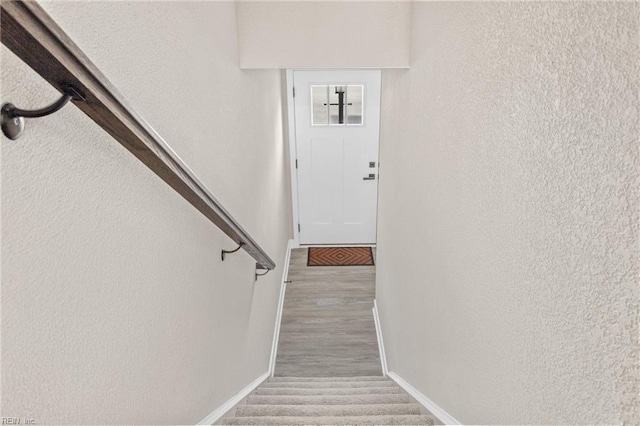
[274,248,381,377]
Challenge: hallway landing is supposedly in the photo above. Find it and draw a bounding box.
[273,247,381,377]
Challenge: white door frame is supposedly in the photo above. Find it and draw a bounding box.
[285,69,301,247]
[285,69,381,248]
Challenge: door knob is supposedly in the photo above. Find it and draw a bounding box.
[363,174,375,180]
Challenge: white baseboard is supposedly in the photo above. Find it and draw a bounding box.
[373,300,460,425]
[196,371,269,425]
[372,299,388,376]
[197,240,293,425]
[387,372,462,425]
[268,238,294,376]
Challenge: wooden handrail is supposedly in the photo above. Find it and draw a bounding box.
[1,0,276,270]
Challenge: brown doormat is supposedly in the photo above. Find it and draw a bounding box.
[307,247,375,266]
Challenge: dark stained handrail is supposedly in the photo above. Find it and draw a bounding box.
[1,0,275,271]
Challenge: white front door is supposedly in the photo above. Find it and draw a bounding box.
[294,70,381,245]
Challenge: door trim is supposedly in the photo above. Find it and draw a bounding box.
[285,69,301,248]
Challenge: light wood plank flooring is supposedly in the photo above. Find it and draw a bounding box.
[274,248,381,377]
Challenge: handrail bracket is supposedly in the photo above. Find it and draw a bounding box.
[221,242,245,261]
[2,84,85,140]
[255,267,270,281]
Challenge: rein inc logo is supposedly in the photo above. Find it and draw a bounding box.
[2,418,35,425]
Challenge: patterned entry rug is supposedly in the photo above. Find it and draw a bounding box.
[307,247,375,266]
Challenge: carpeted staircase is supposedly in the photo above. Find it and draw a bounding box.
[220,376,436,425]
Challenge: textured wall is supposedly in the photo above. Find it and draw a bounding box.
[235,1,412,69]
[377,2,639,424]
[1,2,291,424]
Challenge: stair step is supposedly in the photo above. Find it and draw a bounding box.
[235,403,422,417]
[221,414,435,425]
[259,380,395,389]
[269,376,386,382]
[256,386,403,396]
[246,393,412,405]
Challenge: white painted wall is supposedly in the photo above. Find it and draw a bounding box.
[1,2,291,424]
[236,1,412,69]
[377,2,639,424]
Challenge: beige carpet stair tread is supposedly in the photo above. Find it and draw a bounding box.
[246,394,412,405]
[255,386,404,395]
[222,374,434,425]
[236,403,422,417]
[220,414,435,425]
[268,376,386,382]
[260,380,395,388]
